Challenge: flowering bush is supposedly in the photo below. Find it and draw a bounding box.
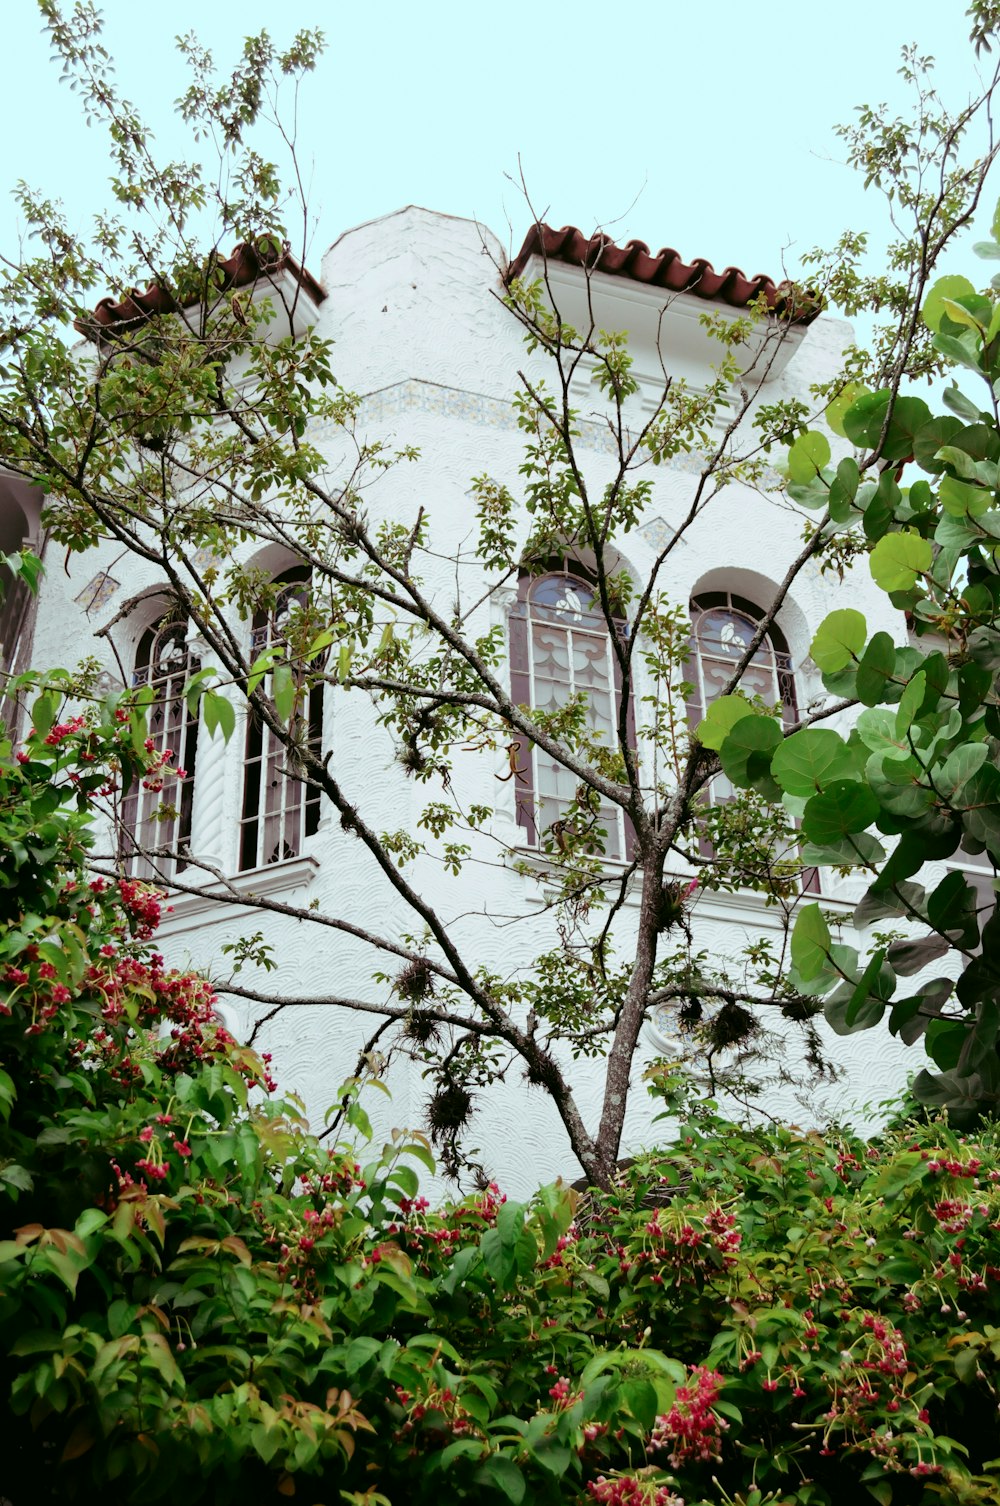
[3,701,1000,1505]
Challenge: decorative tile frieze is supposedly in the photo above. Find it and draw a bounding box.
[74,572,120,613]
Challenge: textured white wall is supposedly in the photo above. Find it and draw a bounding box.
[26,207,932,1196]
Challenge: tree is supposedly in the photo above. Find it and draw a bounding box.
[4,3,1000,1188]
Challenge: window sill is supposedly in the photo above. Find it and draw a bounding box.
[156,854,320,932]
[509,848,856,921]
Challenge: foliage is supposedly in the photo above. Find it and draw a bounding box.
[3,4,1000,1189]
[3,718,1000,1506]
[715,213,1000,1121]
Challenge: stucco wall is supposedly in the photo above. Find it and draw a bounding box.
[24,207,934,1195]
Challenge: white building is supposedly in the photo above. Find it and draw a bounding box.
[2,207,928,1193]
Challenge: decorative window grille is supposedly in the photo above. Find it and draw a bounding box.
[687,591,818,891]
[239,568,324,870]
[121,616,198,877]
[509,567,634,861]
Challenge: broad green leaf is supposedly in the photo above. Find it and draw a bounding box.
[828,456,860,521]
[941,383,986,422]
[935,742,989,803]
[894,671,927,737]
[825,383,868,439]
[787,430,831,484]
[935,445,998,486]
[933,328,985,371]
[695,694,754,751]
[800,830,885,868]
[922,274,977,332]
[801,781,878,845]
[825,951,891,1035]
[869,531,932,592]
[718,715,782,792]
[940,297,985,334]
[810,609,867,673]
[885,934,951,978]
[855,632,896,706]
[882,396,932,463]
[842,390,890,448]
[31,692,57,739]
[791,903,831,982]
[940,474,994,518]
[913,414,964,472]
[477,1455,525,1504]
[770,729,858,797]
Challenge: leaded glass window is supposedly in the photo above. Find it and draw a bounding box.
[239,569,324,869]
[121,616,198,877]
[509,569,634,860]
[687,591,817,891]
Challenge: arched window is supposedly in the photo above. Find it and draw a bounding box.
[239,568,324,870]
[687,591,798,727]
[687,590,817,890]
[121,615,199,877]
[509,566,634,861]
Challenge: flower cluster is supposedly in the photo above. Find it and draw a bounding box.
[588,1471,683,1506]
[648,1366,728,1468]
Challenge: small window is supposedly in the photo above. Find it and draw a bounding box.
[121,616,199,877]
[687,591,817,892]
[239,569,324,869]
[509,567,634,860]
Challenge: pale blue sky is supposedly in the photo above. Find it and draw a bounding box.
[1,1,996,311]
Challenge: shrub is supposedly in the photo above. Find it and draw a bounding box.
[3,700,1000,1505]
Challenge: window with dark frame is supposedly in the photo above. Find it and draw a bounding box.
[509,565,635,861]
[687,590,819,893]
[239,568,324,870]
[120,616,199,878]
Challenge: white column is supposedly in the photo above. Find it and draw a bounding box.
[186,629,236,874]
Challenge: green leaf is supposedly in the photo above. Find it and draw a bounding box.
[202,691,236,744]
[791,903,831,983]
[801,781,878,845]
[936,743,989,803]
[825,383,868,439]
[894,672,927,737]
[770,729,858,797]
[810,609,867,673]
[272,663,296,723]
[940,474,994,518]
[31,692,57,739]
[922,275,977,332]
[855,632,896,706]
[477,1455,525,1504]
[869,531,932,592]
[842,390,890,448]
[825,951,891,1035]
[787,430,831,484]
[622,1379,659,1432]
[940,297,986,334]
[828,456,861,521]
[717,715,782,792]
[695,695,753,751]
[883,396,932,463]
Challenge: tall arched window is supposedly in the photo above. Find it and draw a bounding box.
[687,590,817,890]
[121,615,199,877]
[509,566,634,861]
[239,568,324,870]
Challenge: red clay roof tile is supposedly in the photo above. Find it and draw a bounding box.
[77,238,325,338]
[507,223,821,325]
